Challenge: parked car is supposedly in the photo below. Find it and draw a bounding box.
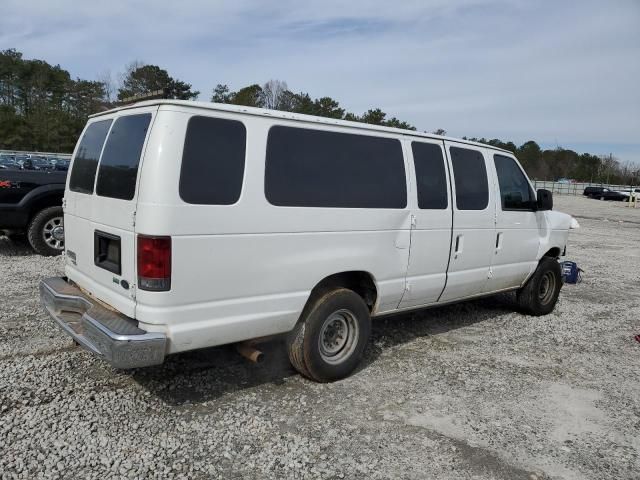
[0,164,67,255]
[40,100,577,382]
[584,187,629,201]
[583,186,604,197]
[0,155,19,170]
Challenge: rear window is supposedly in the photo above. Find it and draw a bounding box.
[265,126,406,208]
[450,146,489,210]
[179,116,247,205]
[96,114,152,200]
[69,120,112,194]
[411,142,448,209]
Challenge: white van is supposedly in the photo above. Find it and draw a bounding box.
[40,100,577,382]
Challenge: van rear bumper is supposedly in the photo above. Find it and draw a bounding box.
[39,277,166,369]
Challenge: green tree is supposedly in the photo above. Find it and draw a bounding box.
[385,117,416,130]
[211,84,232,103]
[313,97,344,119]
[117,64,199,100]
[230,84,263,107]
[360,108,387,125]
[291,92,315,115]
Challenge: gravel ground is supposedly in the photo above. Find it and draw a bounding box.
[1,195,639,479]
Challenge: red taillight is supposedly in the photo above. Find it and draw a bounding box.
[137,235,171,291]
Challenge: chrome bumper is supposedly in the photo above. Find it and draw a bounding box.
[40,277,166,369]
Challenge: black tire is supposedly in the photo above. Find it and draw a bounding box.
[516,257,562,316]
[27,206,64,256]
[286,288,371,382]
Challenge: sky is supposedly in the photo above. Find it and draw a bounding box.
[2,0,639,165]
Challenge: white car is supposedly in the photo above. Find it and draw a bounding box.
[40,100,577,382]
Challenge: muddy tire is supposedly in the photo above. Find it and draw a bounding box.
[516,257,562,316]
[27,206,64,256]
[286,288,371,382]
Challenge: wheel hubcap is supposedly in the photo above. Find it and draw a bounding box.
[318,309,359,365]
[538,271,556,305]
[43,217,64,250]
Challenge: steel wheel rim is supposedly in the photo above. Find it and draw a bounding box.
[538,271,556,305]
[318,309,359,365]
[43,216,64,250]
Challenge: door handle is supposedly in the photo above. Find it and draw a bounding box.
[495,232,503,252]
[454,234,463,258]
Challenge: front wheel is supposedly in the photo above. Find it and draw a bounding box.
[287,288,371,382]
[516,257,562,316]
[27,206,64,256]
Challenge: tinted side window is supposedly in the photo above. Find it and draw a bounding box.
[412,142,448,209]
[450,147,488,210]
[96,114,151,200]
[265,126,406,208]
[179,116,247,205]
[69,120,112,194]
[494,154,534,210]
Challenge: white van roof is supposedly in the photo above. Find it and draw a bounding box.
[90,99,512,154]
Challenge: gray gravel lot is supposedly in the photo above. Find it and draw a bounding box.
[1,195,639,479]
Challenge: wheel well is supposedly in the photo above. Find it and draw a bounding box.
[26,193,63,223]
[308,271,378,312]
[543,247,561,259]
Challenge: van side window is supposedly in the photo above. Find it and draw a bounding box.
[411,142,448,209]
[493,154,535,210]
[96,114,151,200]
[265,126,406,208]
[179,116,247,205]
[449,146,488,210]
[69,120,112,194]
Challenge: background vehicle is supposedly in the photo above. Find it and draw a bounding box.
[41,101,576,382]
[590,188,628,201]
[583,186,604,197]
[0,156,69,255]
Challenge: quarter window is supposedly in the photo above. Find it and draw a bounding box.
[411,142,448,209]
[179,116,247,205]
[265,126,406,208]
[493,154,535,210]
[96,114,151,200]
[69,120,112,194]
[450,147,488,210]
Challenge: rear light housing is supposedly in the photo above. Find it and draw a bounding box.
[137,235,171,291]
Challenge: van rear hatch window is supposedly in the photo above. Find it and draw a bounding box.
[69,120,112,194]
[96,114,151,200]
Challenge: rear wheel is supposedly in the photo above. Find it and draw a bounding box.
[27,206,64,256]
[287,288,371,382]
[516,257,562,315]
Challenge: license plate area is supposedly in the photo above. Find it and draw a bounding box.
[94,230,121,275]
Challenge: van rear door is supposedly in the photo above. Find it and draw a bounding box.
[64,106,156,317]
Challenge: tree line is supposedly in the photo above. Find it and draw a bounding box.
[1,49,637,184]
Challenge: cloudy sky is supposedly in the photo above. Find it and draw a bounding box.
[2,0,639,164]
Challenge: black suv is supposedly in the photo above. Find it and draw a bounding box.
[0,156,68,255]
[583,186,604,197]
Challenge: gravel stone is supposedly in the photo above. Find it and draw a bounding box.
[0,195,638,479]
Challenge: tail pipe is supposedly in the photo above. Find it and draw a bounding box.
[236,342,264,364]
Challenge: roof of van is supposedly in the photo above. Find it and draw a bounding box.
[90,99,512,154]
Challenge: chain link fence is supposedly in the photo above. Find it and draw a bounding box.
[532,181,638,195]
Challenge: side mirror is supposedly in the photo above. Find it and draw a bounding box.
[536,189,553,211]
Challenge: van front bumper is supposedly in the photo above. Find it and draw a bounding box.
[39,277,166,369]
